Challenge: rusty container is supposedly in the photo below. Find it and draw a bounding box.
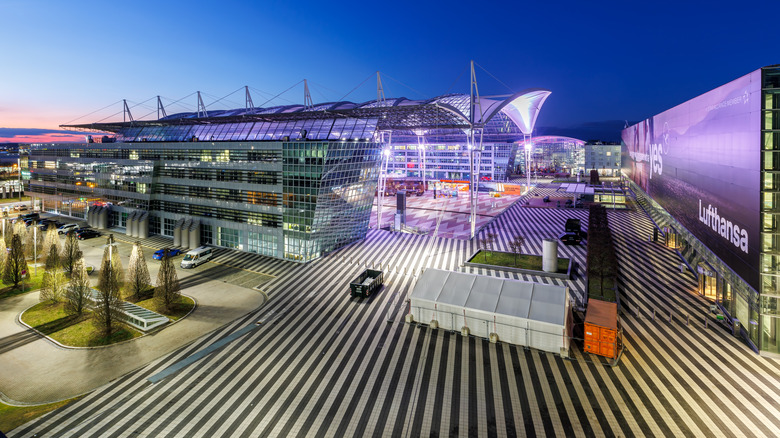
[584,299,619,359]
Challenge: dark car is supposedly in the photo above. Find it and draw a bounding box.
[76,229,100,240]
[559,232,582,245]
[153,248,183,260]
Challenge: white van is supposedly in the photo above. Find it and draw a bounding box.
[181,246,213,269]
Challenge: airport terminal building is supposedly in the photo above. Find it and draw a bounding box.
[25,88,550,262]
[622,64,780,354]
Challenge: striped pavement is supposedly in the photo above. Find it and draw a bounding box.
[9,194,780,437]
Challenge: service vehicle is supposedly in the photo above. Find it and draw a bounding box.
[181,246,213,268]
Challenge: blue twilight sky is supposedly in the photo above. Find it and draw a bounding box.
[0,0,775,142]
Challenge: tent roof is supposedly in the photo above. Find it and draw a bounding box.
[410,269,568,326]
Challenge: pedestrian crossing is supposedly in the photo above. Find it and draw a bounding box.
[9,194,780,437]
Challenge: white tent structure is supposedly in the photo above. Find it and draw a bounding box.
[409,269,572,356]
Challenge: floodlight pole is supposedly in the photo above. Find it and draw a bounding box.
[469,60,483,240]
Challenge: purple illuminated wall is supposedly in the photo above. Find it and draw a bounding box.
[622,69,762,289]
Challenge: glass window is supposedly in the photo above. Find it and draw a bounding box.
[218,226,241,249]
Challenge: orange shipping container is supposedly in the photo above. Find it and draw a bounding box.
[584,299,619,359]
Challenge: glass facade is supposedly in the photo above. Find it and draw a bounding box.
[518,136,586,175]
[760,65,780,354]
[282,141,379,261]
[26,140,380,262]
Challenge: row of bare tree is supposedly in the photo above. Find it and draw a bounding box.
[29,229,182,338]
[586,204,619,301]
[479,229,526,266]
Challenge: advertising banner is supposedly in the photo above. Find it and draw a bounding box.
[622,69,762,289]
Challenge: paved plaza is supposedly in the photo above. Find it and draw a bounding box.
[5,186,780,437]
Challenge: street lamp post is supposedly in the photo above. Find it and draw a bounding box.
[34,224,37,275]
[17,157,21,203]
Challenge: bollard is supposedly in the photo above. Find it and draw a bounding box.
[705,317,709,329]
[686,315,689,326]
[652,309,656,321]
[670,311,673,323]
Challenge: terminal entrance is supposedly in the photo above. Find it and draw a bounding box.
[697,263,717,299]
[664,226,681,249]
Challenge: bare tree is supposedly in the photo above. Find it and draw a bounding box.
[126,241,151,301]
[61,231,82,276]
[3,234,27,288]
[507,234,525,267]
[40,243,66,303]
[94,238,123,337]
[12,221,26,251]
[0,238,7,272]
[480,232,496,263]
[42,226,59,262]
[154,249,181,313]
[65,258,90,316]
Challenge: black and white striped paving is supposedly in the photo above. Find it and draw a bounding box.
[9,195,780,437]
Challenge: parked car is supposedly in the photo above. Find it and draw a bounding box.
[58,223,79,234]
[76,229,100,240]
[14,204,28,211]
[181,246,213,268]
[559,232,582,245]
[153,248,184,260]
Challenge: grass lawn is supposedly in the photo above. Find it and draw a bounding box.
[21,302,142,347]
[469,250,569,274]
[0,270,45,300]
[135,295,195,321]
[0,195,31,204]
[0,396,81,434]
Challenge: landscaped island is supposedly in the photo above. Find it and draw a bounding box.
[466,250,571,277]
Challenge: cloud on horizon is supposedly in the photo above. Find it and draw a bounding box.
[0,127,92,143]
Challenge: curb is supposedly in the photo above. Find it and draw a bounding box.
[16,294,198,351]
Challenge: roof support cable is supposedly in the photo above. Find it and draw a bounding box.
[62,99,124,126]
[202,86,245,110]
[475,61,515,94]
[257,80,304,109]
[336,72,375,103]
[382,73,428,99]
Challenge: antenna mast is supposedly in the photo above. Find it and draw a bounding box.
[197,91,208,118]
[123,99,134,124]
[157,96,167,120]
[377,71,386,105]
[303,79,313,109]
[245,86,255,110]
